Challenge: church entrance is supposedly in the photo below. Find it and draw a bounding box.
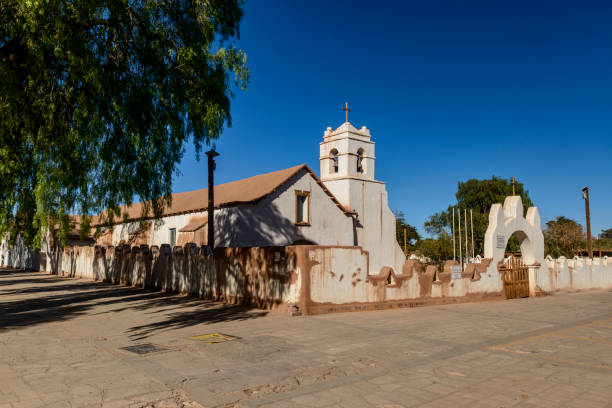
[501,255,529,299]
[484,195,546,299]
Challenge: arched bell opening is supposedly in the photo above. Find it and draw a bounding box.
[329,148,339,174]
[356,148,365,174]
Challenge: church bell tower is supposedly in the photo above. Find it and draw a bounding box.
[319,106,377,212]
[318,104,404,276]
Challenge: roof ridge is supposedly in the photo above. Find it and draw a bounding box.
[94,164,313,226]
[171,163,308,196]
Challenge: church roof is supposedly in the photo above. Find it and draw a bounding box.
[95,164,353,226]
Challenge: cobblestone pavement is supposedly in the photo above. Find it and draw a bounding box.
[1,268,611,408]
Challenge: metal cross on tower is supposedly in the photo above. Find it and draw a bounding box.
[342,102,351,123]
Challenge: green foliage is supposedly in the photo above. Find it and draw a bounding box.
[0,0,249,247]
[600,228,612,240]
[424,176,532,255]
[416,233,453,262]
[594,228,612,251]
[394,210,420,254]
[594,237,612,251]
[543,216,585,258]
[504,235,522,253]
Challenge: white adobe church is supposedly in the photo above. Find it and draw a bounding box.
[98,118,406,276]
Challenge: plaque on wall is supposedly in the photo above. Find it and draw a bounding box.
[496,235,505,249]
[451,265,462,279]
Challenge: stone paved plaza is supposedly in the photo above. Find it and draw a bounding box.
[1,268,611,408]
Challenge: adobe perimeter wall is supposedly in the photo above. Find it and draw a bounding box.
[539,255,612,293]
[34,244,508,315]
[298,247,504,314]
[43,244,301,310]
[5,241,611,315]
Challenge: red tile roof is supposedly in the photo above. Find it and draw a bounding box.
[95,164,353,226]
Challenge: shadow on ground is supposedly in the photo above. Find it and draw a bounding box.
[0,269,268,338]
[125,303,269,340]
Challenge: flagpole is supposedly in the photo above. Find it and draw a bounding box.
[458,208,462,270]
[452,208,456,261]
[470,209,475,259]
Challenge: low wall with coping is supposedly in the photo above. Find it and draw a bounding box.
[297,247,503,314]
[46,244,301,310]
[36,244,507,315]
[538,255,612,292]
[4,242,610,315]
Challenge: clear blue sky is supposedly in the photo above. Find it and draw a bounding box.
[174,0,612,237]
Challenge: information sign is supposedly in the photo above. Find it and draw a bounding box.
[451,265,462,279]
[496,235,505,249]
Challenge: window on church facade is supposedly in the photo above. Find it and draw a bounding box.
[330,149,339,173]
[295,191,310,225]
[356,148,364,174]
[169,228,176,247]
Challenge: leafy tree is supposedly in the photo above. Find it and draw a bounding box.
[543,216,585,258]
[394,210,420,254]
[594,228,612,251]
[0,0,249,246]
[601,228,612,239]
[416,234,453,263]
[424,177,532,255]
[593,228,612,251]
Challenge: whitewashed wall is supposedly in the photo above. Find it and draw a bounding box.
[318,123,406,279]
[539,256,612,292]
[111,210,211,246]
[0,234,40,270]
[31,241,612,316]
[105,168,355,249]
[305,248,501,313]
[217,169,355,247]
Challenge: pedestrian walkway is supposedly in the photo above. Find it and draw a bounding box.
[1,268,611,407]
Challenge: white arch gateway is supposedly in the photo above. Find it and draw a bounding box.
[484,195,546,296]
